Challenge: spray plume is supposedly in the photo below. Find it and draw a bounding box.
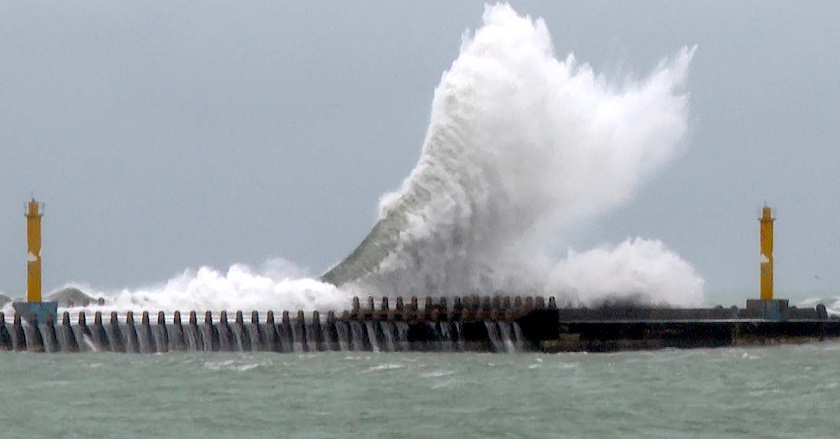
[323,4,703,306]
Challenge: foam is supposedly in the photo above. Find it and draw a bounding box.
[42,258,349,314]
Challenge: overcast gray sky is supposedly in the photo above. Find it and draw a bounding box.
[1,1,838,306]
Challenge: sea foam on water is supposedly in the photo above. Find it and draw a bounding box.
[3,3,708,314]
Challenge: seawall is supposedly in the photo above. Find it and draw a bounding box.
[1,295,838,353]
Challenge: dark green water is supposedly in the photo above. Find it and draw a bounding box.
[2,343,839,438]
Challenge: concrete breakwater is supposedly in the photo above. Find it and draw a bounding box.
[0,295,543,354]
[1,295,838,353]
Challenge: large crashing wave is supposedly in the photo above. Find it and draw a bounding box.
[322,4,704,306]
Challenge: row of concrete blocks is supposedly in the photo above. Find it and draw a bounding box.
[0,308,523,353]
[2,295,557,325]
[0,295,558,353]
[348,295,558,320]
[1,294,555,327]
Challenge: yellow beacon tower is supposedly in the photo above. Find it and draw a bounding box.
[759,205,774,300]
[26,198,44,302]
[747,204,788,320]
[12,198,58,323]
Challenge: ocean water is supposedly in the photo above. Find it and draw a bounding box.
[2,344,839,438]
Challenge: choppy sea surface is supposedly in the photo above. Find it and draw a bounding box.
[1,343,839,438]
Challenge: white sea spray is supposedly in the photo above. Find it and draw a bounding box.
[324,4,703,307]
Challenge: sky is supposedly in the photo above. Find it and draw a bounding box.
[1,1,838,306]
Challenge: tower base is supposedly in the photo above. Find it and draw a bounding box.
[746,299,789,321]
[12,301,59,324]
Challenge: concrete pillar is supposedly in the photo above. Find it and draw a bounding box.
[62,311,79,352]
[27,315,45,352]
[325,310,338,351]
[154,311,168,353]
[170,311,185,352]
[448,297,461,322]
[125,311,138,353]
[43,313,59,352]
[205,311,220,352]
[0,312,12,351]
[13,313,26,351]
[817,304,828,320]
[186,310,200,352]
[280,311,292,353]
[249,311,262,351]
[93,311,108,351]
[167,310,187,351]
[78,312,93,350]
[453,296,463,312]
[234,311,250,352]
[219,311,232,351]
[310,310,322,352]
[438,297,448,313]
[295,310,307,351]
[462,295,472,311]
[138,311,152,353]
[110,312,125,353]
[461,304,474,322]
[265,310,279,352]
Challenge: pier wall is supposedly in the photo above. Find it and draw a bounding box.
[1,296,838,354]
